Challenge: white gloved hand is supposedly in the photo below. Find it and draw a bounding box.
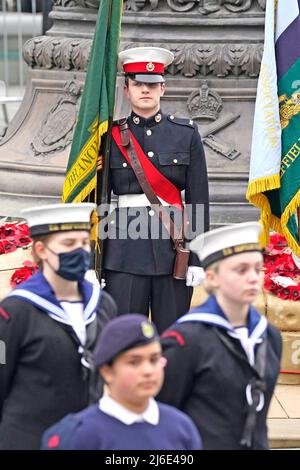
[84,269,100,287]
[186,266,205,287]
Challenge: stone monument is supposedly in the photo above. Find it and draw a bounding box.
[0,0,265,227]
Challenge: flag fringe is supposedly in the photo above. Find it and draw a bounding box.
[90,208,100,247]
[281,189,300,257]
[246,174,280,200]
[66,175,97,203]
[246,175,281,247]
[62,120,108,203]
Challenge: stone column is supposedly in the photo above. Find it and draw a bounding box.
[0,0,99,215]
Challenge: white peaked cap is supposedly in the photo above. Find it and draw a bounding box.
[118,47,174,83]
[189,222,262,269]
[21,203,96,237]
[119,46,174,68]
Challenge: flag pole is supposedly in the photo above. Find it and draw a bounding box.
[95,116,114,281]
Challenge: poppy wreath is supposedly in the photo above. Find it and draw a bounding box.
[10,260,39,287]
[0,222,38,287]
[264,232,300,301]
[0,222,31,254]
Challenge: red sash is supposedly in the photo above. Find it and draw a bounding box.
[112,126,183,209]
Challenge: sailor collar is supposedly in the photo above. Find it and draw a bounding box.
[130,110,162,128]
[7,271,101,326]
[177,294,267,343]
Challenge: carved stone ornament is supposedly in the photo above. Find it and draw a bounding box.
[187,81,241,160]
[31,80,82,156]
[124,0,265,12]
[23,36,92,71]
[187,81,222,121]
[54,0,100,8]
[203,134,241,160]
[124,42,264,78]
[124,0,158,10]
[24,38,263,78]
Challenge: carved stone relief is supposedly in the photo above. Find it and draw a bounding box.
[23,37,263,78]
[23,36,91,71]
[54,0,99,7]
[124,0,265,13]
[31,80,82,156]
[126,42,264,78]
[188,82,241,160]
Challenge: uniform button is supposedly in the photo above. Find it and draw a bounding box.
[146,129,152,136]
[110,220,115,225]
[173,159,178,163]
[122,162,127,167]
[147,151,154,158]
[170,115,174,120]
[149,209,155,216]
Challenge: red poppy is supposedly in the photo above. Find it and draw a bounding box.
[10,261,38,287]
[13,234,32,247]
[263,232,300,301]
[0,239,17,254]
[0,223,16,239]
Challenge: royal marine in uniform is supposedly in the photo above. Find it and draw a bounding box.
[158,222,282,450]
[103,47,209,333]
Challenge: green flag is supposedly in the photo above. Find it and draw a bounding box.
[62,0,123,203]
[247,0,300,256]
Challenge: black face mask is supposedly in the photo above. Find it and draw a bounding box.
[46,246,92,281]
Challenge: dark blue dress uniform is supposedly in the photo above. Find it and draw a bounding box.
[103,110,209,333]
[157,295,282,450]
[0,272,117,450]
[40,314,202,450]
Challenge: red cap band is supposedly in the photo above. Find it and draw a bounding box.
[123,61,165,74]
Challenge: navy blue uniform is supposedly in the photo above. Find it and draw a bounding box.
[0,272,117,450]
[157,295,282,450]
[41,402,202,450]
[103,111,209,332]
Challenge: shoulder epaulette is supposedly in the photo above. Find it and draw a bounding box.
[167,115,194,128]
[161,330,185,346]
[0,306,10,321]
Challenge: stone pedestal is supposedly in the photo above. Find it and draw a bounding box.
[0,0,266,224]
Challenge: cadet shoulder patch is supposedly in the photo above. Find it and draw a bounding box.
[167,115,194,128]
[40,413,82,450]
[0,307,10,321]
[47,435,60,449]
[161,330,185,346]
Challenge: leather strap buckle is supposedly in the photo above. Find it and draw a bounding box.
[117,118,130,146]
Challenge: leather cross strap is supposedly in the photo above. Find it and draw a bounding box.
[117,118,186,248]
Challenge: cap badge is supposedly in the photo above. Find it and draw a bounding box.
[146,62,155,72]
[141,321,155,339]
[133,116,140,125]
[155,113,162,123]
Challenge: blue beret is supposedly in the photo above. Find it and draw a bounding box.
[94,314,160,367]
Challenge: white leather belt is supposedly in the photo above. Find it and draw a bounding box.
[118,194,170,207]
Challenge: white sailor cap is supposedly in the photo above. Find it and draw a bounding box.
[189,222,262,269]
[21,203,96,237]
[119,46,174,83]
